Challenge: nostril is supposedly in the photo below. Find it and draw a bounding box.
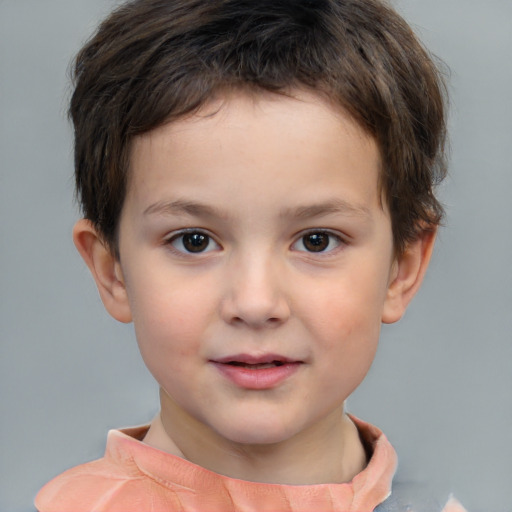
[229,315,284,328]
[220,290,291,328]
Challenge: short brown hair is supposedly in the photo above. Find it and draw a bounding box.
[70,0,447,255]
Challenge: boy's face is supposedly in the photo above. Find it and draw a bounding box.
[93,91,424,446]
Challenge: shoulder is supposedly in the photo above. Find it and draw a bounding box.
[34,426,188,512]
[34,456,189,512]
[34,456,144,512]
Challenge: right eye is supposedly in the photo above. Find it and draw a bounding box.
[167,231,220,254]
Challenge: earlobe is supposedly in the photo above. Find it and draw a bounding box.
[381,229,437,324]
[72,219,132,323]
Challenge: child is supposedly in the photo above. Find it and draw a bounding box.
[35,0,465,510]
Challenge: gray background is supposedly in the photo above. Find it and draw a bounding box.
[1,1,511,511]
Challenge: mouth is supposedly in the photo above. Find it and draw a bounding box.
[212,353,301,367]
[211,354,302,389]
[224,360,286,369]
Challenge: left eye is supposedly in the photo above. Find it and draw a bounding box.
[168,231,220,254]
[292,231,343,253]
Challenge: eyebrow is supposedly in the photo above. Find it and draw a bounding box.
[143,199,226,219]
[143,198,371,220]
[280,199,372,220]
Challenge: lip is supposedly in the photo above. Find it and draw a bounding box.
[211,353,303,390]
[214,353,299,365]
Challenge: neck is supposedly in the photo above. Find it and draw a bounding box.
[143,388,367,485]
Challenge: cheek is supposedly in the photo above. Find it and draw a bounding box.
[299,271,385,379]
[303,275,385,340]
[312,295,381,396]
[128,275,217,362]
[132,293,207,393]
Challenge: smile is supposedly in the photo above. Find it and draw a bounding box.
[211,354,303,389]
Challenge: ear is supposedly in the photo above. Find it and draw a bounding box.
[72,219,132,323]
[381,228,437,324]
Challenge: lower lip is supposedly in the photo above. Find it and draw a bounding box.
[212,362,301,389]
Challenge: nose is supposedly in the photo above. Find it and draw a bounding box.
[220,253,291,329]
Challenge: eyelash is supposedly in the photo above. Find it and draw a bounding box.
[164,229,346,256]
[291,230,346,255]
[165,229,221,255]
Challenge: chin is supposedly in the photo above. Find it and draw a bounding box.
[215,417,300,446]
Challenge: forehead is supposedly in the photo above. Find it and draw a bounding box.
[125,90,383,218]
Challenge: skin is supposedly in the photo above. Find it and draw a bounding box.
[74,90,436,485]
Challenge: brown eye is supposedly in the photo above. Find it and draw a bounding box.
[169,231,219,254]
[182,233,209,252]
[292,231,343,254]
[302,232,329,252]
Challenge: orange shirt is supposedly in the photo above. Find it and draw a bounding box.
[35,416,464,512]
